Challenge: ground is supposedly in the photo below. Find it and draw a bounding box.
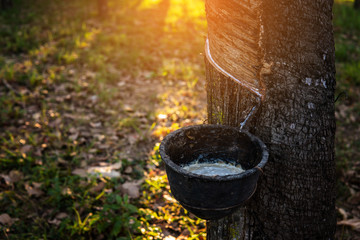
[0,0,359,239]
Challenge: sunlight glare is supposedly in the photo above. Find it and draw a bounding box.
[138,0,163,10]
[158,113,167,120]
[165,0,205,27]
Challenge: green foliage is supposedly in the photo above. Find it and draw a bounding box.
[334,1,360,91]
[334,1,360,35]
[0,0,209,238]
[333,3,360,220]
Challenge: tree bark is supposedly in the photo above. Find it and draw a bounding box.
[205,0,336,239]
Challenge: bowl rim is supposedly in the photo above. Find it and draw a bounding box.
[159,124,269,181]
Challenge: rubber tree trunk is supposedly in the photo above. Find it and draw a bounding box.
[205,0,336,239]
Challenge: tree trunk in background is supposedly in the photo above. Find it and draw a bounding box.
[97,0,108,18]
[355,0,360,10]
[0,0,12,10]
[205,0,336,239]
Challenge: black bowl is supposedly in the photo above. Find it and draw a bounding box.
[159,124,268,220]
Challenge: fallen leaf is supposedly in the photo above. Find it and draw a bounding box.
[177,229,190,240]
[117,81,126,87]
[109,162,122,169]
[9,170,23,183]
[32,182,42,188]
[72,169,88,177]
[89,181,106,193]
[48,118,61,128]
[55,212,68,219]
[73,162,122,179]
[120,180,142,198]
[69,127,77,134]
[348,192,360,205]
[20,145,32,154]
[338,218,360,232]
[0,213,13,226]
[163,192,176,203]
[94,134,105,141]
[0,174,12,185]
[48,218,61,226]
[34,148,42,157]
[124,105,134,112]
[128,133,139,145]
[87,165,121,178]
[124,166,133,174]
[90,122,102,128]
[69,132,79,141]
[338,207,348,220]
[89,95,98,103]
[98,144,110,150]
[61,187,72,195]
[164,236,176,240]
[57,158,68,165]
[25,182,44,197]
[32,112,41,121]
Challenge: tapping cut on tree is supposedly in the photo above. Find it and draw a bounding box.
[205,0,336,239]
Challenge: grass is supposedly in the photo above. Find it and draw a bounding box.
[333,1,360,238]
[334,0,360,169]
[0,0,359,239]
[0,0,206,239]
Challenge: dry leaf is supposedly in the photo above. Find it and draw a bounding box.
[57,158,68,165]
[94,134,105,141]
[98,144,110,150]
[9,170,23,183]
[117,81,126,87]
[72,169,88,177]
[20,145,32,154]
[177,229,190,240]
[338,207,348,220]
[0,174,12,185]
[32,182,42,188]
[89,181,106,193]
[90,122,102,128]
[348,192,360,205]
[61,187,72,195]
[0,213,13,226]
[163,192,176,203]
[69,132,79,141]
[55,212,68,219]
[89,95,98,103]
[48,118,62,128]
[48,218,61,226]
[32,112,41,121]
[120,180,142,198]
[87,166,121,178]
[69,127,77,134]
[73,162,122,179]
[124,166,133,174]
[128,133,139,145]
[34,148,43,157]
[108,162,122,169]
[338,218,360,232]
[124,105,133,112]
[164,236,176,240]
[25,182,44,197]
